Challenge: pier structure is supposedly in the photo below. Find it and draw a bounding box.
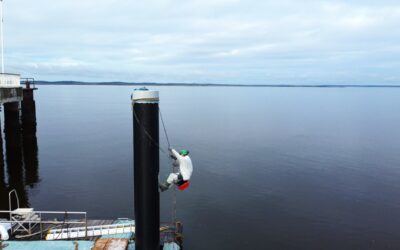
[0,76,39,211]
[0,106,5,204]
[3,101,28,208]
[21,79,39,187]
[132,88,160,250]
[0,73,22,103]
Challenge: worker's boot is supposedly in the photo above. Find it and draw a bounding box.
[159,182,171,192]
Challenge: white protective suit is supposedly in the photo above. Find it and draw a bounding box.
[0,224,9,240]
[166,148,193,185]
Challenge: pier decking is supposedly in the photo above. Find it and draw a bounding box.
[1,219,182,249]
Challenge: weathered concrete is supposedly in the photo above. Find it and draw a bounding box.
[0,87,22,104]
[0,73,21,88]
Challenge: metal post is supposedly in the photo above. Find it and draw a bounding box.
[132,88,160,250]
[39,213,43,239]
[0,116,5,211]
[85,213,88,239]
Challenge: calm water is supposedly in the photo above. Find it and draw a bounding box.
[1,85,400,249]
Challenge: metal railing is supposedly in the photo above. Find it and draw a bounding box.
[8,189,19,221]
[0,210,88,239]
[0,190,87,239]
[46,221,135,240]
[20,77,35,89]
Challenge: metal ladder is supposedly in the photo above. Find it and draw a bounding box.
[8,189,40,235]
[46,222,136,240]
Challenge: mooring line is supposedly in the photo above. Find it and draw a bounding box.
[132,106,167,154]
[159,109,178,224]
[159,108,171,148]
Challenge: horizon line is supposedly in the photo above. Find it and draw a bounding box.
[32,80,400,88]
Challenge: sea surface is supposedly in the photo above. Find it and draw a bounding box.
[1,85,400,249]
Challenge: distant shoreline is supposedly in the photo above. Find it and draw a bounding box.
[34,81,400,88]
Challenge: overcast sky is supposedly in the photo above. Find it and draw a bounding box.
[3,0,400,84]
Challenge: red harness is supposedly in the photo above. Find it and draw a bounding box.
[178,181,189,191]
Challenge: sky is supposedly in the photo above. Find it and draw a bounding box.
[3,0,400,84]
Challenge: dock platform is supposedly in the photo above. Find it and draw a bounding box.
[2,219,182,249]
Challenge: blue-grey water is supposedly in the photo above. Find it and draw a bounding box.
[1,85,400,249]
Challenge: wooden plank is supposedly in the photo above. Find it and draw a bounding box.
[93,238,129,250]
[92,238,108,250]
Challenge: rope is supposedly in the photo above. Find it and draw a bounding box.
[172,169,177,224]
[14,223,65,239]
[159,108,171,148]
[159,109,177,225]
[132,106,167,154]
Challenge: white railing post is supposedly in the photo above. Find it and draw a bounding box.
[1,0,4,73]
[85,213,88,239]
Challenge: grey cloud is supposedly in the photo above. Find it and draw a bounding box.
[3,0,400,84]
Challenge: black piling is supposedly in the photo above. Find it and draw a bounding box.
[3,101,28,208]
[132,89,160,250]
[21,87,39,187]
[0,116,6,212]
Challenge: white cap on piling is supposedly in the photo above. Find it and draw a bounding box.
[131,87,159,104]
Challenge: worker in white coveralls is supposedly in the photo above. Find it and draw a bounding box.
[160,148,193,192]
[0,224,9,240]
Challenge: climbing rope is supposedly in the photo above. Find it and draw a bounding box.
[159,108,171,148]
[159,108,178,225]
[132,106,167,154]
